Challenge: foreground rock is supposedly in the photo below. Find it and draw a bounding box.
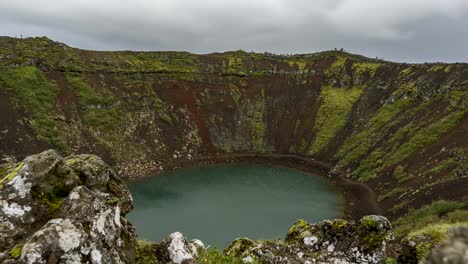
[136,232,205,264]
[423,226,468,264]
[225,215,393,264]
[0,150,136,263]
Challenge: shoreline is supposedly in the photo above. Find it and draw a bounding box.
[123,153,381,221]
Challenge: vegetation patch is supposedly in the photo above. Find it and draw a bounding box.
[393,200,467,239]
[10,244,23,259]
[66,73,114,105]
[199,248,253,264]
[308,85,364,155]
[385,110,465,167]
[377,187,407,202]
[135,240,158,264]
[338,99,412,165]
[352,62,381,77]
[0,67,67,151]
[249,95,266,151]
[0,162,24,188]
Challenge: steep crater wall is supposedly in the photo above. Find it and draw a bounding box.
[0,37,467,232]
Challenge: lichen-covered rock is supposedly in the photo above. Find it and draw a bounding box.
[423,226,468,264]
[134,232,205,264]
[225,215,393,264]
[0,150,136,263]
[397,236,432,264]
[152,232,205,264]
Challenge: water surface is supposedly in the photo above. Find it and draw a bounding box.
[128,164,343,248]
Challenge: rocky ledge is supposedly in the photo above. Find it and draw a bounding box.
[0,150,466,263]
[0,150,135,263]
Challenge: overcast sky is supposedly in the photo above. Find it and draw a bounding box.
[1,0,468,62]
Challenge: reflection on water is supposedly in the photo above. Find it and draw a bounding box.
[128,164,343,248]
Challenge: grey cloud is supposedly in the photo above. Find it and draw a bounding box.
[0,0,468,62]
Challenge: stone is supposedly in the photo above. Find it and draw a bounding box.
[0,150,136,263]
[225,215,393,264]
[423,226,468,264]
[154,232,205,264]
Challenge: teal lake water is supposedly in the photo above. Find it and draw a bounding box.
[127,164,343,248]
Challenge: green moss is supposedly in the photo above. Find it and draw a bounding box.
[360,216,390,250]
[0,67,67,151]
[385,111,465,167]
[0,166,8,178]
[250,95,266,151]
[426,158,457,174]
[352,62,381,77]
[361,215,380,229]
[393,200,466,238]
[429,64,451,73]
[400,67,413,76]
[285,219,312,243]
[309,85,365,155]
[377,187,407,202]
[84,108,125,134]
[361,232,389,251]
[385,257,397,264]
[409,223,468,245]
[40,186,70,213]
[135,240,158,264]
[200,248,252,264]
[159,112,173,126]
[393,165,406,180]
[389,201,409,214]
[0,162,24,188]
[332,219,348,230]
[414,241,433,261]
[352,149,385,181]
[223,53,248,76]
[228,83,241,106]
[106,197,120,206]
[391,82,418,97]
[350,100,465,181]
[287,219,310,234]
[10,244,23,258]
[65,73,114,105]
[326,57,347,76]
[338,99,412,165]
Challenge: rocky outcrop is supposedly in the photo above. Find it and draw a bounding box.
[0,150,136,263]
[423,226,468,264]
[153,232,205,264]
[225,215,393,264]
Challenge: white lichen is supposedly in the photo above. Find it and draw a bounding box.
[303,236,318,246]
[167,232,193,264]
[58,222,82,252]
[94,209,112,234]
[22,243,45,264]
[114,206,121,227]
[1,201,31,217]
[243,256,253,263]
[91,249,103,264]
[8,168,32,199]
[69,191,80,200]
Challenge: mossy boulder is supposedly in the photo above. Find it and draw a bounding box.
[0,150,136,263]
[422,226,468,264]
[225,215,393,264]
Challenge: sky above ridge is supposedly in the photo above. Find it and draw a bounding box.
[1,0,468,62]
